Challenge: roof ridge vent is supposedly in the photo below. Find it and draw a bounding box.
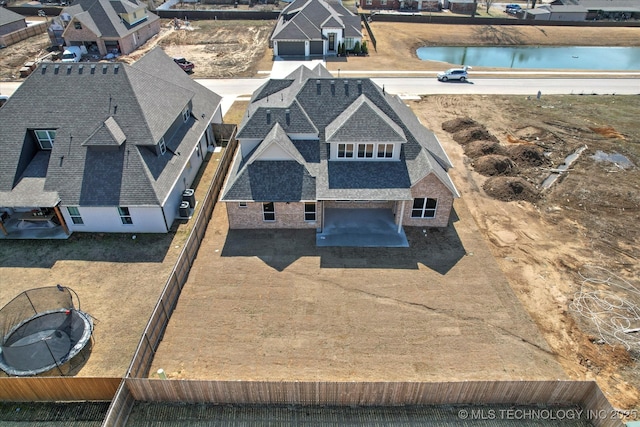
[67,65,72,74]
[114,64,119,74]
[41,64,47,74]
[91,64,96,74]
[78,64,84,74]
[102,65,108,74]
[54,64,60,74]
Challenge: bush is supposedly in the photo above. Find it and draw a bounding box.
[353,41,361,55]
[361,40,368,55]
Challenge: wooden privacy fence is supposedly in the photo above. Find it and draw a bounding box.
[0,377,120,401]
[0,22,48,49]
[360,14,377,52]
[126,133,237,379]
[104,380,623,427]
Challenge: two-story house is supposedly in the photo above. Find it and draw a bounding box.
[0,48,222,238]
[221,65,459,247]
[49,0,161,56]
[271,0,362,57]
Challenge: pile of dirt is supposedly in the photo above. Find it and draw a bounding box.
[589,126,626,139]
[482,176,540,202]
[442,117,479,133]
[506,144,550,167]
[465,140,506,158]
[453,127,498,145]
[473,155,517,176]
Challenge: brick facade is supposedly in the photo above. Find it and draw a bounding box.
[361,0,401,10]
[400,173,454,228]
[226,202,321,229]
[63,19,160,56]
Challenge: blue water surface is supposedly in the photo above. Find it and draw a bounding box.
[416,46,640,70]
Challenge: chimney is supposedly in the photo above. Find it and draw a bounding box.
[266,109,271,124]
[285,109,290,126]
[344,80,349,97]
[316,79,321,95]
[357,80,362,95]
[330,80,335,96]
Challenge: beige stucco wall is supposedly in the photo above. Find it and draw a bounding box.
[400,173,455,228]
[226,202,321,230]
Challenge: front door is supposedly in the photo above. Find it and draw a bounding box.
[328,33,335,52]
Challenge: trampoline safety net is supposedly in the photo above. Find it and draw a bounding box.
[0,286,93,376]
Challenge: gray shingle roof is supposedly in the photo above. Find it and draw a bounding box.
[271,0,361,42]
[61,0,160,39]
[0,8,26,27]
[223,65,459,204]
[0,47,222,208]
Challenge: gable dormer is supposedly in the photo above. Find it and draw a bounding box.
[326,95,406,161]
[111,0,148,26]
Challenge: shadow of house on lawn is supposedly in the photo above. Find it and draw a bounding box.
[221,211,466,273]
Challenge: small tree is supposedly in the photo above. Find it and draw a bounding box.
[361,40,368,55]
[338,42,344,56]
[353,41,361,55]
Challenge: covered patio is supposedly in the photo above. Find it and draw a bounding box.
[316,208,409,248]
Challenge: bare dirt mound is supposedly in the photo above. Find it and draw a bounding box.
[453,127,499,145]
[506,144,550,167]
[589,126,626,140]
[482,176,540,202]
[465,140,506,158]
[473,155,517,176]
[442,117,479,133]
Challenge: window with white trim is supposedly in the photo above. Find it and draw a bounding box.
[366,0,372,4]
[411,198,437,218]
[182,107,190,122]
[67,206,83,225]
[380,0,387,5]
[357,143,374,159]
[159,137,166,155]
[239,202,247,208]
[337,143,354,159]
[377,143,393,158]
[118,207,133,224]
[34,130,56,150]
[263,202,275,222]
[304,202,316,222]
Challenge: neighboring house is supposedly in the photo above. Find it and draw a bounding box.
[48,0,161,56]
[0,47,222,237]
[362,0,440,12]
[271,0,362,57]
[544,0,639,20]
[221,65,459,245]
[524,4,587,20]
[0,8,27,37]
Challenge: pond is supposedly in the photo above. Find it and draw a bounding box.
[416,46,640,70]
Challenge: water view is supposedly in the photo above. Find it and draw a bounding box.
[416,46,640,70]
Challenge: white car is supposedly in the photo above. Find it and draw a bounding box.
[437,66,470,82]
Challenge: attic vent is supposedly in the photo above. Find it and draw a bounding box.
[41,64,47,74]
[285,109,290,126]
[316,79,321,95]
[102,65,108,74]
[54,65,60,74]
[344,80,349,97]
[91,64,96,74]
[66,65,72,74]
[266,109,271,125]
[357,80,362,95]
[114,64,119,74]
[330,80,335,96]
[78,65,83,74]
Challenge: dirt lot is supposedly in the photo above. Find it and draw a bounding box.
[1,16,640,416]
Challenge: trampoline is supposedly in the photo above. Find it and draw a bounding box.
[0,286,93,376]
